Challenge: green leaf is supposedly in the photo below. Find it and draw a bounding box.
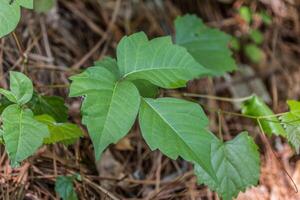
[0,97,13,114]
[280,100,300,153]
[28,93,68,122]
[139,97,218,180]
[0,0,33,38]
[94,56,120,79]
[244,44,264,63]
[0,71,33,105]
[195,132,260,200]
[132,79,159,98]
[81,81,140,159]
[117,32,209,88]
[55,175,78,200]
[0,89,17,103]
[242,95,286,136]
[230,37,240,51]
[94,56,159,98]
[35,115,83,145]
[259,11,272,26]
[20,0,33,8]
[175,14,237,76]
[249,29,264,45]
[69,67,140,159]
[69,66,116,97]
[2,104,49,166]
[239,6,252,24]
[0,129,4,144]
[10,71,33,104]
[34,0,54,12]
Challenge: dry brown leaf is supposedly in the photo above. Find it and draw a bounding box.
[114,137,133,151]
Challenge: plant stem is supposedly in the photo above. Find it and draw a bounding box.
[36,84,70,88]
[184,93,289,120]
[257,112,289,119]
[218,110,223,141]
[12,32,28,73]
[256,118,298,193]
[183,93,253,103]
[12,32,24,57]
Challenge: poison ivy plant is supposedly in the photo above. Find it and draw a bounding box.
[69,30,262,200]
[242,95,286,136]
[0,71,82,166]
[0,0,33,37]
[195,132,260,200]
[280,100,300,153]
[69,32,211,158]
[175,14,236,75]
[55,175,78,200]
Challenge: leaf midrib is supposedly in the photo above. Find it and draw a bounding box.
[100,81,119,143]
[123,67,190,79]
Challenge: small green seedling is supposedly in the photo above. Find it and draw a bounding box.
[0,72,83,167]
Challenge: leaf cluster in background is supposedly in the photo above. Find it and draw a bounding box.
[230,6,273,64]
[175,14,237,76]
[69,32,209,159]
